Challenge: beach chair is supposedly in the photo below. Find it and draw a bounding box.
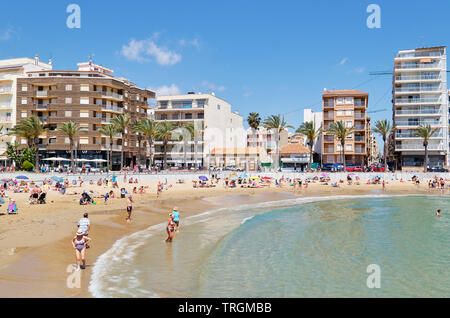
[7,203,17,214]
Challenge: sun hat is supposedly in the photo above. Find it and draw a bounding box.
[76,229,84,236]
[173,207,178,211]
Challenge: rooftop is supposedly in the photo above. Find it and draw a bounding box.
[280,143,310,155]
[322,89,368,97]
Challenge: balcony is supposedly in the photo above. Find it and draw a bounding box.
[395,120,442,127]
[323,113,334,120]
[354,124,365,130]
[354,101,366,107]
[396,132,443,139]
[354,113,365,119]
[354,148,365,154]
[395,97,441,105]
[395,62,441,70]
[397,51,443,59]
[354,136,365,142]
[394,85,442,93]
[394,74,441,82]
[324,148,335,154]
[101,106,123,113]
[395,108,441,115]
[0,116,12,123]
[0,103,12,109]
[0,87,12,94]
[95,89,124,101]
[36,91,48,97]
[395,144,444,151]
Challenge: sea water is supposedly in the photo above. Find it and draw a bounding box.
[89,195,450,298]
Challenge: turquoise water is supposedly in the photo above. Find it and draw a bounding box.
[90,195,450,298]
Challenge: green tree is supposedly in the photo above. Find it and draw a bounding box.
[247,112,261,131]
[10,116,47,173]
[99,124,118,171]
[327,121,354,170]
[296,121,322,171]
[413,124,439,172]
[6,141,21,168]
[262,114,293,171]
[155,122,175,170]
[57,121,80,172]
[372,120,396,172]
[134,119,158,167]
[111,114,130,170]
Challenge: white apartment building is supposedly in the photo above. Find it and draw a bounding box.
[393,46,449,170]
[0,56,52,159]
[154,92,245,169]
[303,108,323,155]
[246,126,289,167]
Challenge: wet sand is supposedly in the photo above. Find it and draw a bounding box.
[0,177,446,297]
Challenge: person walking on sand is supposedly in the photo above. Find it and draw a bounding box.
[172,207,180,232]
[126,195,134,223]
[164,214,176,243]
[72,229,91,270]
[77,213,91,248]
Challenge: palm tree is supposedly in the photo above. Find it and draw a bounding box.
[57,121,80,172]
[155,122,175,170]
[10,116,47,173]
[327,121,353,171]
[111,114,130,170]
[372,120,396,172]
[247,112,261,131]
[413,124,439,172]
[99,124,118,171]
[134,119,158,167]
[182,122,196,170]
[263,114,293,171]
[296,121,321,171]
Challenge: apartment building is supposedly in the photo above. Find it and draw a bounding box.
[154,92,245,169]
[246,126,289,168]
[393,46,449,171]
[303,109,323,155]
[0,56,52,160]
[16,61,155,169]
[322,89,369,166]
[366,117,379,166]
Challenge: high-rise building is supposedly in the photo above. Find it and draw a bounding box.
[0,56,52,161]
[303,109,323,155]
[16,61,155,169]
[154,92,245,169]
[322,89,369,166]
[393,46,449,171]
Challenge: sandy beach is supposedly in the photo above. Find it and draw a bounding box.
[0,172,448,298]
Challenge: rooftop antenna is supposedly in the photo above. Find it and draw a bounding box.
[89,53,95,65]
[48,53,54,66]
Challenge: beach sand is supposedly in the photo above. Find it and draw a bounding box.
[0,175,447,297]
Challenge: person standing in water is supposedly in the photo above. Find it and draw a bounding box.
[165,214,176,243]
[72,229,91,270]
[172,207,180,232]
[126,195,133,223]
[436,209,441,216]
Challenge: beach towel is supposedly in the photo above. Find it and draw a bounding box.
[7,203,17,214]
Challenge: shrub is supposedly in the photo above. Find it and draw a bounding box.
[22,160,34,171]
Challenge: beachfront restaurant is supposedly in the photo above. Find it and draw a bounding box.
[208,147,270,171]
[280,143,310,172]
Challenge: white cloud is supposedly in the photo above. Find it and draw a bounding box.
[339,57,349,65]
[201,81,226,92]
[0,27,16,41]
[121,37,182,66]
[151,84,181,96]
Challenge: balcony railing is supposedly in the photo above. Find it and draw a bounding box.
[354,124,365,130]
[36,91,48,97]
[396,62,441,69]
[101,106,123,113]
[395,109,441,115]
[396,133,443,138]
[354,136,365,142]
[395,120,442,126]
[0,88,12,94]
[397,51,443,58]
[395,86,442,93]
[395,98,441,104]
[395,144,444,151]
[354,113,365,119]
[395,75,441,81]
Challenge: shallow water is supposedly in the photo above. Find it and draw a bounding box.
[89,195,450,297]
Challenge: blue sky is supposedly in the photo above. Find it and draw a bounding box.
[1,0,449,146]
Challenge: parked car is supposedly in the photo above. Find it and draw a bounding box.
[370,165,385,172]
[427,166,449,172]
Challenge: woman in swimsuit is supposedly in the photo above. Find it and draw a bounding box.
[126,195,133,223]
[164,214,176,243]
[72,229,91,270]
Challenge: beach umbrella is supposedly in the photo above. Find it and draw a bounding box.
[199,176,208,181]
[52,176,64,182]
[16,175,29,180]
[250,176,260,180]
[239,174,248,178]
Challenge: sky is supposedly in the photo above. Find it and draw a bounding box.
[1,0,449,146]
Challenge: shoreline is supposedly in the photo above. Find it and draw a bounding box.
[0,175,448,298]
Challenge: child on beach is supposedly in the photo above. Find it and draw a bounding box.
[164,214,176,243]
[126,195,133,223]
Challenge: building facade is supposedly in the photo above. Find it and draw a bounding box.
[393,46,449,171]
[0,56,52,160]
[154,92,245,169]
[322,89,369,166]
[16,61,155,170]
[366,117,379,166]
[303,108,323,155]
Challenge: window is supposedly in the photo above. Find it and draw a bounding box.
[22,84,28,92]
[197,99,206,108]
[65,111,72,117]
[80,111,89,118]
[65,97,72,104]
[80,124,89,132]
[21,98,27,105]
[336,98,344,105]
[197,113,204,119]
[79,137,89,145]
[346,133,353,139]
[336,111,344,116]
[80,97,89,105]
[136,142,139,147]
[345,97,353,104]
[80,84,89,92]
[345,110,353,116]
[66,85,72,91]
[21,138,27,145]
[21,111,27,118]
[346,144,353,151]
[346,121,353,128]
[337,144,342,151]
[217,104,221,110]
[136,95,140,101]
[185,113,192,119]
